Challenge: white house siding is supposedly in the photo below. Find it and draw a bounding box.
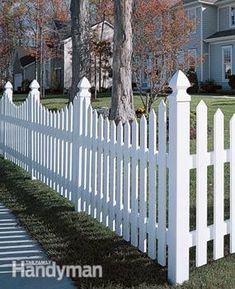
[210,41,235,89]
[63,21,114,91]
[64,38,72,90]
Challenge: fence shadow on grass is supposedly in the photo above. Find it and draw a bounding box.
[0,157,167,289]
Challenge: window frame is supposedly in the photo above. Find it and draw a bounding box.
[222,45,233,82]
[230,6,235,28]
[186,7,197,34]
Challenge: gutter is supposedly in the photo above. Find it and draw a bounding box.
[205,35,235,43]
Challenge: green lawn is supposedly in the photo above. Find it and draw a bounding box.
[0,93,234,288]
[11,92,235,151]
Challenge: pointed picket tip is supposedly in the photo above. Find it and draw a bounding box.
[104,117,110,131]
[140,114,147,127]
[159,100,166,115]
[159,99,166,108]
[110,119,116,129]
[215,108,224,117]
[93,109,98,120]
[149,109,156,119]
[104,116,109,126]
[231,114,235,122]
[68,101,73,110]
[29,80,40,90]
[117,120,122,127]
[132,117,138,126]
[124,120,131,131]
[169,70,191,90]
[77,77,91,89]
[197,100,208,111]
[4,81,13,90]
[98,113,104,123]
[88,104,93,115]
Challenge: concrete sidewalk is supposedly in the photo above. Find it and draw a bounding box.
[0,203,76,289]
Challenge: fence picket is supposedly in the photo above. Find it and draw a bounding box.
[103,117,110,227]
[91,110,98,218]
[123,121,131,241]
[97,115,104,223]
[85,106,93,214]
[148,109,157,259]
[139,115,147,252]
[158,101,167,265]
[0,72,234,286]
[109,121,116,231]
[131,119,139,247]
[116,122,124,236]
[230,115,235,253]
[196,100,208,267]
[213,109,224,260]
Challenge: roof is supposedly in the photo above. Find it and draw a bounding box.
[215,0,234,4]
[183,0,217,4]
[20,55,35,67]
[206,29,235,40]
[63,20,114,42]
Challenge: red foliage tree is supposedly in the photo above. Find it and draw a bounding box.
[0,0,27,83]
[133,0,195,113]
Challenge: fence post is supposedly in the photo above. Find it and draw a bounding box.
[28,80,40,179]
[71,77,91,211]
[168,70,191,284]
[3,82,13,158]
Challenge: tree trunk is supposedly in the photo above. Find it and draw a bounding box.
[70,0,90,101]
[98,14,105,92]
[110,0,135,123]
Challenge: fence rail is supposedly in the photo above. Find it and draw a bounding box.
[0,71,234,285]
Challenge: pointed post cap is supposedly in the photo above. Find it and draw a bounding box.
[76,77,91,99]
[29,80,40,102]
[4,81,13,90]
[4,81,13,102]
[29,80,40,90]
[168,70,191,102]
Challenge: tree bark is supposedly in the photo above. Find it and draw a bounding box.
[70,0,90,101]
[110,0,135,123]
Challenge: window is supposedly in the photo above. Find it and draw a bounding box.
[222,46,232,81]
[231,6,235,27]
[188,49,197,70]
[186,8,197,33]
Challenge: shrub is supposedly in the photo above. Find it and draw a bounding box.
[21,79,30,93]
[228,75,235,89]
[186,68,199,94]
[200,80,222,93]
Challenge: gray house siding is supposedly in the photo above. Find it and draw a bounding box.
[183,1,235,90]
[202,6,217,81]
[23,63,36,83]
[210,42,235,89]
[218,6,230,31]
[183,6,203,81]
[203,6,217,38]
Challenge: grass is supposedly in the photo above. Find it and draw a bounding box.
[0,93,234,288]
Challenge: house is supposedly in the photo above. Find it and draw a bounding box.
[183,0,235,89]
[13,49,64,93]
[63,20,114,91]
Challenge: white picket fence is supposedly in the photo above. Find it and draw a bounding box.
[0,71,234,285]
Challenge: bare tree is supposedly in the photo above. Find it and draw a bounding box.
[109,0,135,123]
[70,0,90,101]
